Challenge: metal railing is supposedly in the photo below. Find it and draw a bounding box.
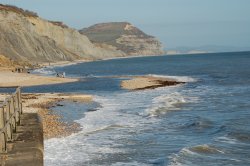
[0,87,22,153]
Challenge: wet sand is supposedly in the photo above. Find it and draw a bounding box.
[121,76,185,90]
[0,71,78,87]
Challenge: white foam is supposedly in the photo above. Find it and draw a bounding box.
[169,144,227,166]
[147,74,197,82]
[32,67,56,76]
[168,147,197,166]
[111,161,151,166]
[75,94,158,135]
[45,92,160,165]
[215,136,238,144]
[180,147,198,156]
[143,91,198,117]
[45,135,125,165]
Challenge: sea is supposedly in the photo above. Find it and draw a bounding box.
[19,52,250,165]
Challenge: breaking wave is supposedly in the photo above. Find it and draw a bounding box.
[147,74,198,82]
[143,92,198,117]
[32,67,56,76]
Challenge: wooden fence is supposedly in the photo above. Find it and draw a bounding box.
[0,87,22,153]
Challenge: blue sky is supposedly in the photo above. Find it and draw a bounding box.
[1,0,250,50]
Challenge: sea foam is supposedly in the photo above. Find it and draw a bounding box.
[32,67,56,76]
[147,74,197,82]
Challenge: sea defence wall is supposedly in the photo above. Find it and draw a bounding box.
[0,87,43,166]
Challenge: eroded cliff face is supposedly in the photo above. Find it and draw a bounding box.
[27,17,125,60]
[0,5,79,63]
[0,4,124,63]
[116,34,164,56]
[80,22,165,56]
[0,5,164,64]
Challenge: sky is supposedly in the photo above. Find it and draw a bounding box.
[1,0,250,50]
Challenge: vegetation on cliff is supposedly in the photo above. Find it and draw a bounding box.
[0,4,38,17]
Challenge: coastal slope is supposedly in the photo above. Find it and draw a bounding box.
[79,22,165,56]
[0,5,165,66]
[0,4,125,64]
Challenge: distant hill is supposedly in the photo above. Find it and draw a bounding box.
[166,45,250,55]
[79,22,165,56]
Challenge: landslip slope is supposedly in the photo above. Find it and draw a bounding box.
[80,22,165,56]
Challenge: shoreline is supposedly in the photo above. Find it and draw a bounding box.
[121,76,185,90]
[20,93,91,139]
[0,71,79,87]
[0,92,92,139]
[39,59,91,68]
[38,54,165,69]
[1,55,181,139]
[101,54,164,61]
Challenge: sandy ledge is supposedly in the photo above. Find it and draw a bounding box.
[0,71,78,87]
[0,93,92,139]
[121,76,185,90]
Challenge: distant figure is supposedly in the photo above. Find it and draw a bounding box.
[56,72,65,78]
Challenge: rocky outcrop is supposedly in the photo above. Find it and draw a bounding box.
[79,22,165,56]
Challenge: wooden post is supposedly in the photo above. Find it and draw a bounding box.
[10,97,16,133]
[0,87,23,152]
[6,101,13,142]
[14,94,20,125]
[18,89,22,114]
[0,132,6,153]
[0,107,4,130]
[0,107,6,153]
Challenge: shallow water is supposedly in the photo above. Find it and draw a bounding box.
[25,52,250,165]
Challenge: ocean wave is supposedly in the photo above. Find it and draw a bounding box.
[168,147,199,166]
[78,124,127,136]
[32,67,56,76]
[75,94,153,135]
[148,157,167,165]
[45,134,125,165]
[169,145,224,166]
[181,118,213,130]
[111,161,150,166]
[147,74,197,82]
[190,144,224,154]
[143,92,194,117]
[215,134,250,145]
[228,132,250,143]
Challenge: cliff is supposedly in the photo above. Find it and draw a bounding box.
[79,22,165,56]
[0,4,76,63]
[0,5,164,65]
[0,4,125,64]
